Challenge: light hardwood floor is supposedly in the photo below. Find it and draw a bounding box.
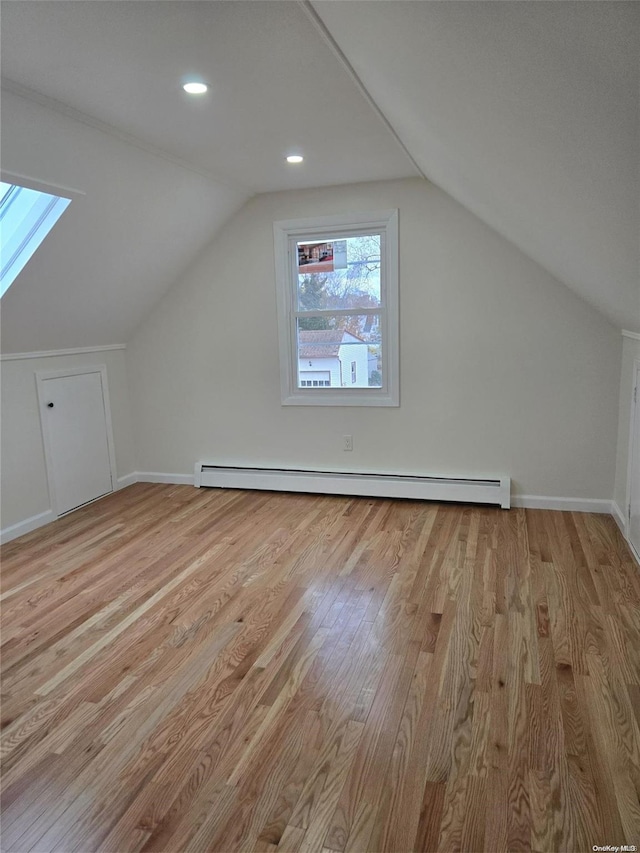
[1,484,639,853]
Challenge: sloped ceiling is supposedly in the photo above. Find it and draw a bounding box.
[0,1,416,352]
[1,0,638,352]
[310,0,640,331]
[1,1,416,194]
[0,89,250,353]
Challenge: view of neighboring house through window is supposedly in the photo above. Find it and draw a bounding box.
[0,181,72,298]
[296,234,381,389]
[274,209,399,406]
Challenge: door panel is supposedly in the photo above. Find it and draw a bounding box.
[630,364,640,558]
[41,371,113,514]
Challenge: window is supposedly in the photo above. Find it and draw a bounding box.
[274,209,399,406]
[0,180,72,298]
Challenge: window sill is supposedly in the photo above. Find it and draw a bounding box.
[282,390,399,407]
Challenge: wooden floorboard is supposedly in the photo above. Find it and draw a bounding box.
[1,483,639,852]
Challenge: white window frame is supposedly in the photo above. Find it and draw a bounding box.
[274,209,399,407]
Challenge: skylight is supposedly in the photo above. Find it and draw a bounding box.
[0,181,71,298]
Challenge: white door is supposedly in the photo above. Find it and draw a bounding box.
[629,361,640,558]
[38,368,115,515]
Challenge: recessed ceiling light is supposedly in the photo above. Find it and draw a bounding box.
[286,155,304,164]
[183,82,208,95]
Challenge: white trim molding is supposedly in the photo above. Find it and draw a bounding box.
[1,509,55,544]
[511,495,613,514]
[611,503,639,566]
[114,472,196,487]
[624,357,640,559]
[1,344,126,361]
[612,501,627,535]
[137,472,194,486]
[116,473,138,490]
[622,330,640,341]
[0,169,86,200]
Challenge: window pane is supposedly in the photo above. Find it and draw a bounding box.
[296,314,382,389]
[0,182,71,298]
[296,234,381,312]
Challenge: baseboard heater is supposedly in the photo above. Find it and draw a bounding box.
[195,464,510,509]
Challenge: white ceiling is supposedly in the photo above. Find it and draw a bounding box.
[0,88,250,352]
[312,0,640,331]
[0,1,416,192]
[1,0,638,349]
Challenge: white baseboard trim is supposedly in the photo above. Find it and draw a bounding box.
[611,501,627,535]
[1,509,55,544]
[511,495,612,514]
[116,473,138,490]
[136,472,194,486]
[115,472,194,487]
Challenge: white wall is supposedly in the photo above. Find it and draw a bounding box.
[127,178,621,501]
[614,334,640,522]
[0,89,248,352]
[1,349,135,532]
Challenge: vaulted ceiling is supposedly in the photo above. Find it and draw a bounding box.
[1,0,638,351]
[311,0,639,332]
